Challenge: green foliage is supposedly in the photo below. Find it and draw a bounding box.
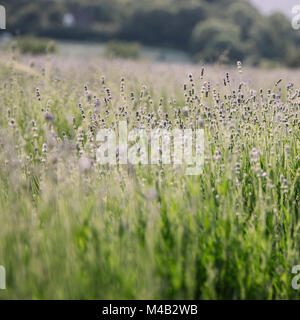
[227,2,259,41]
[250,13,296,63]
[120,2,207,48]
[10,37,57,55]
[105,41,141,60]
[191,19,244,62]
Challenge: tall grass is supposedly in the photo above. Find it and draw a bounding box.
[0,55,299,299]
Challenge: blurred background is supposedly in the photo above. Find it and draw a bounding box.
[1,0,300,67]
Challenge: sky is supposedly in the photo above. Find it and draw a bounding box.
[248,0,299,17]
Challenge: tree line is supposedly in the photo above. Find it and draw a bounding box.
[2,0,300,66]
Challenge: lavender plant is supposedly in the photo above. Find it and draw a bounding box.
[0,55,299,299]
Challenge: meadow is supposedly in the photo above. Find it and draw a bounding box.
[0,52,299,299]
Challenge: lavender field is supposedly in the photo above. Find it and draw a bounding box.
[0,51,299,299]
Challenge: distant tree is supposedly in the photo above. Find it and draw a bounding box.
[227,2,260,41]
[172,3,208,48]
[269,13,300,67]
[250,13,295,63]
[47,9,64,27]
[249,19,276,60]
[190,19,244,62]
[14,4,42,34]
[120,8,176,46]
